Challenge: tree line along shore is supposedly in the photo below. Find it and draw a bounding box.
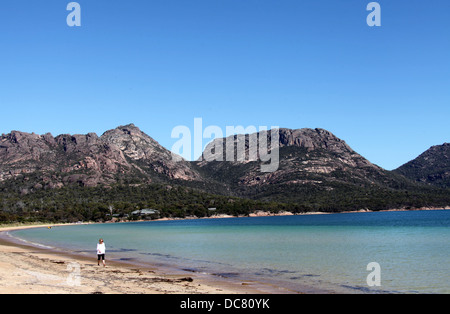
[1,182,450,224]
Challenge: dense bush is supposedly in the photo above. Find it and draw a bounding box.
[1,180,449,224]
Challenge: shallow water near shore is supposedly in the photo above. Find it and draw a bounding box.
[11,210,450,293]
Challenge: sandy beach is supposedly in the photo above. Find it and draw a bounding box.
[0,224,283,294]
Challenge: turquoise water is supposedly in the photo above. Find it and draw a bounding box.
[11,210,450,293]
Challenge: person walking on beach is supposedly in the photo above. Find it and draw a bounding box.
[97,238,106,267]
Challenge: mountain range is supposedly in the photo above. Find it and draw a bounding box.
[1,124,449,221]
[0,124,200,189]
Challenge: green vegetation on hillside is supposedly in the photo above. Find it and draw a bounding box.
[1,180,449,224]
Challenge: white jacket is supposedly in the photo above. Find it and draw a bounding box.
[97,243,106,254]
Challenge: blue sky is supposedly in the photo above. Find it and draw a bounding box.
[0,0,449,170]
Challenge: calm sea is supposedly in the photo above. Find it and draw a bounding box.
[10,210,450,293]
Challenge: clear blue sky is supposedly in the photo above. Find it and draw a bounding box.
[0,0,449,170]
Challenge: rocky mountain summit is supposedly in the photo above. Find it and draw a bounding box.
[195,127,413,201]
[0,124,199,190]
[394,143,450,188]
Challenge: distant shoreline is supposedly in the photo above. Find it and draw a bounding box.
[118,206,450,223]
[2,206,449,229]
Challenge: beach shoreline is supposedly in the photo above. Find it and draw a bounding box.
[0,223,298,294]
[107,206,450,224]
[1,208,448,294]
